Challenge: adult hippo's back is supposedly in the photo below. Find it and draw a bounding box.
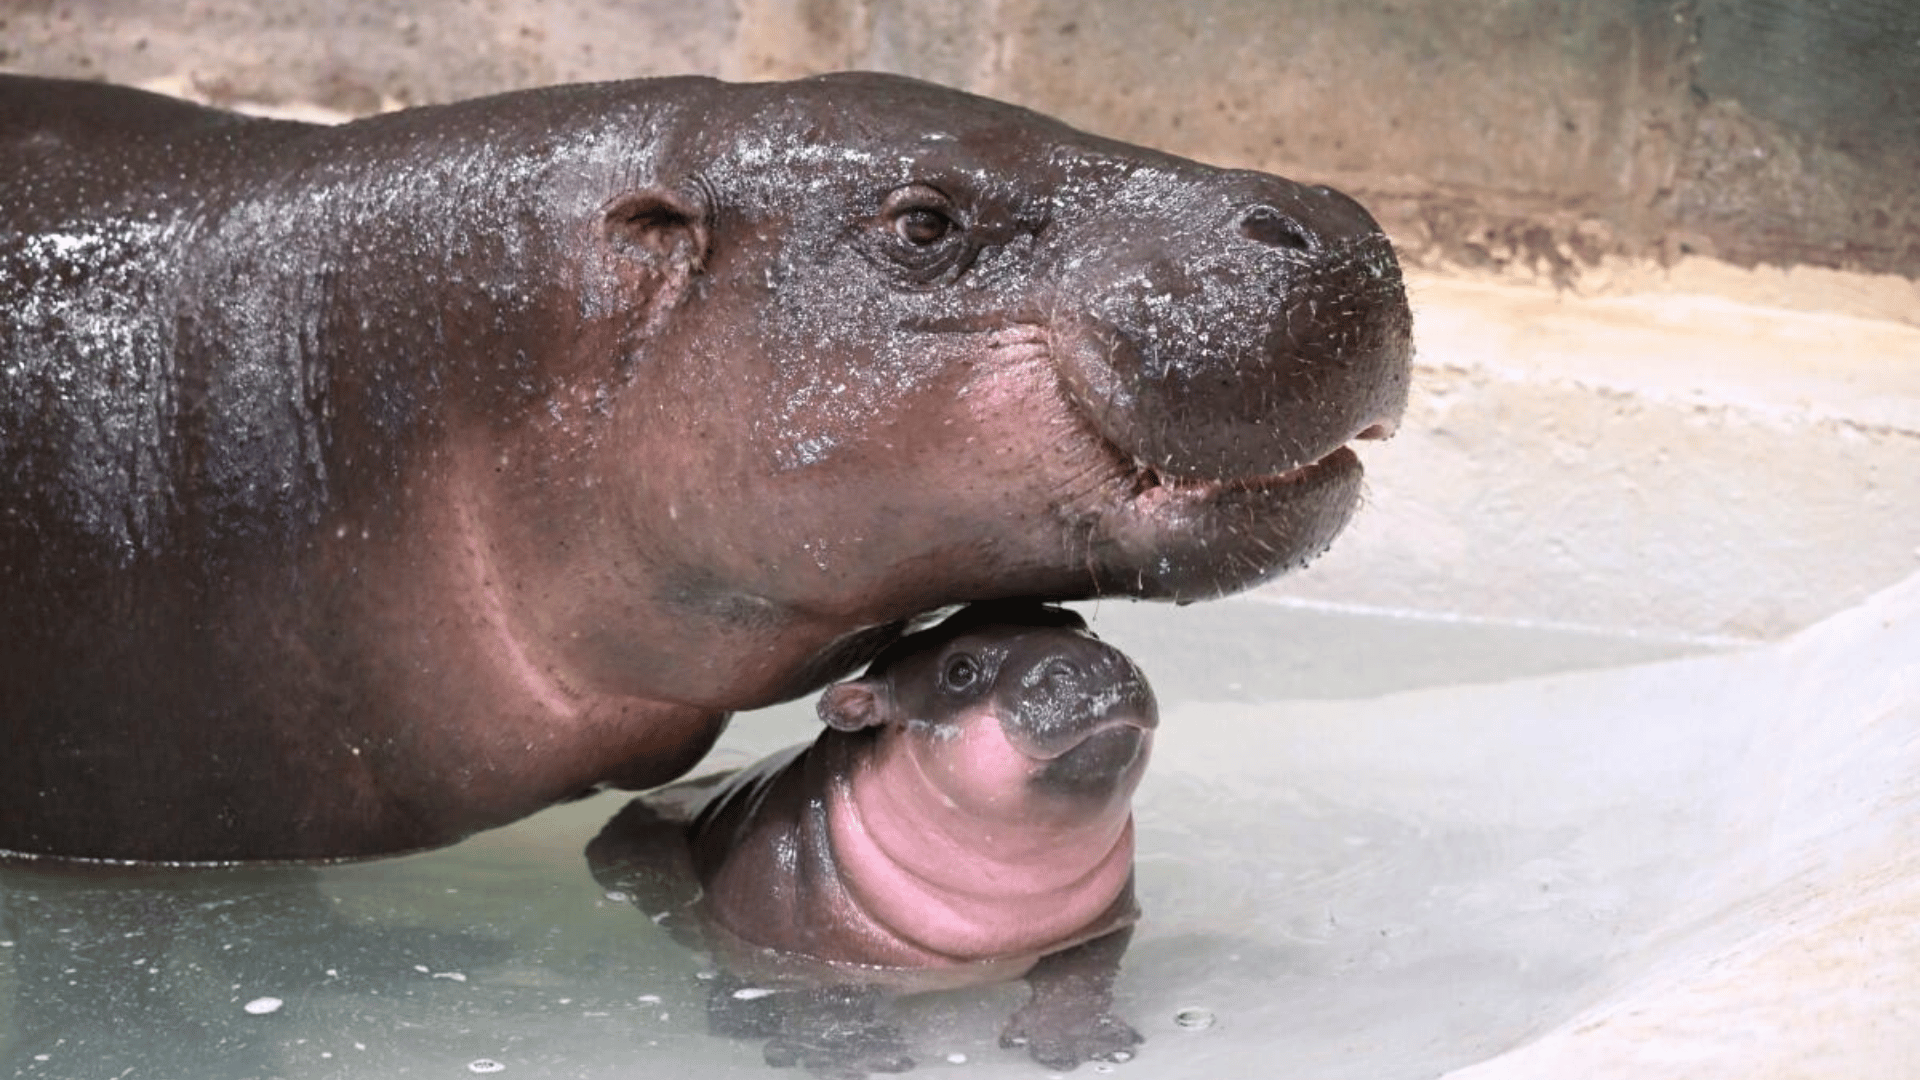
[0,72,1410,861]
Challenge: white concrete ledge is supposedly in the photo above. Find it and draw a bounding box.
[1267,273,1920,642]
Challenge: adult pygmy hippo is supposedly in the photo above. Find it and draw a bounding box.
[589,603,1155,1074]
[0,72,1411,862]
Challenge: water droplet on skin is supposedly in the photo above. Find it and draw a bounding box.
[1174,1006,1216,1030]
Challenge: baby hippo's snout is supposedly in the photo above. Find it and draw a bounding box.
[1002,637,1158,756]
[997,635,1158,794]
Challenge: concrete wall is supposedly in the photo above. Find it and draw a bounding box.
[6,0,1917,288]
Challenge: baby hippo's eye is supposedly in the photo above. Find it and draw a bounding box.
[940,653,980,693]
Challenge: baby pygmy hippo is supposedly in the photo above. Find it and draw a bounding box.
[589,602,1157,1074]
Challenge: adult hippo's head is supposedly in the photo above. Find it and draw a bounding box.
[470,72,1410,705]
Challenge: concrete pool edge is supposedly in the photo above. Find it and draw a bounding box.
[1268,272,1920,643]
[1433,570,1920,1080]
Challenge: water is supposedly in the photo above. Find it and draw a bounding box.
[5,585,1908,1079]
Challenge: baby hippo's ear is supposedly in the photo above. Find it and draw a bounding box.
[818,681,890,732]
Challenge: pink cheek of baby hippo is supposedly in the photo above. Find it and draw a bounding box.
[843,704,1140,894]
[901,708,1058,822]
[827,708,1141,961]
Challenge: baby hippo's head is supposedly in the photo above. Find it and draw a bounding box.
[819,604,1157,822]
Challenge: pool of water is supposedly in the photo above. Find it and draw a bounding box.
[3,580,1914,1079]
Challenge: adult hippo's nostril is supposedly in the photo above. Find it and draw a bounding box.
[1239,204,1314,252]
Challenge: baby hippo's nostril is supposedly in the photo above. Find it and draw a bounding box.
[1040,658,1083,688]
[1239,205,1314,252]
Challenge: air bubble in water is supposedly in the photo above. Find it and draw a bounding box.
[1173,1006,1216,1030]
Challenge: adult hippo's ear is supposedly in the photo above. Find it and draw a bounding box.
[818,680,892,733]
[597,185,711,333]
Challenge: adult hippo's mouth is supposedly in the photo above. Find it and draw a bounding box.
[1043,343,1400,601]
[1032,201,1414,600]
[1112,433,1385,506]
[1074,433,1377,601]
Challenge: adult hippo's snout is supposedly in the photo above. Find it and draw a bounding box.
[1048,162,1412,489]
[1024,149,1412,599]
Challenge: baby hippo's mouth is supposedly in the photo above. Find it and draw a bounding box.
[1003,667,1159,761]
[1035,720,1152,795]
[995,632,1158,786]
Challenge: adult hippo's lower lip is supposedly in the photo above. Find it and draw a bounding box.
[1071,407,1385,601]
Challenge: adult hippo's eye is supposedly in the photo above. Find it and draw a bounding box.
[874,184,972,283]
[940,653,980,693]
[894,207,954,245]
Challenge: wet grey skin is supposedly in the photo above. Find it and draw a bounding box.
[0,71,1410,861]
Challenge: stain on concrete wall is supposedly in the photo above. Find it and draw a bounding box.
[1675,0,1920,275]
